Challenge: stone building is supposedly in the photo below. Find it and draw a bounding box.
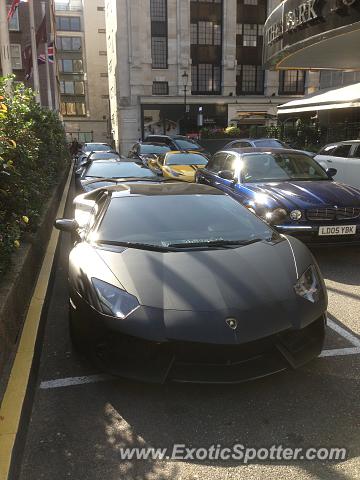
[105,0,319,154]
[55,0,110,142]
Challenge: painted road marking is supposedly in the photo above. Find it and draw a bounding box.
[39,319,360,391]
[40,374,113,390]
[0,166,73,480]
[326,318,360,348]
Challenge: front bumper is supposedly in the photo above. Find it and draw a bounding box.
[275,223,360,245]
[70,293,326,384]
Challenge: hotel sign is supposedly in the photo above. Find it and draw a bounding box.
[266,0,319,45]
[264,0,360,68]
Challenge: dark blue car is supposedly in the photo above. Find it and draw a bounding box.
[196,148,360,245]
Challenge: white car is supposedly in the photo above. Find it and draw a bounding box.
[315,140,360,188]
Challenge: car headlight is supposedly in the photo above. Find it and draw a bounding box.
[294,265,320,303]
[92,278,140,318]
[262,208,287,224]
[290,209,302,221]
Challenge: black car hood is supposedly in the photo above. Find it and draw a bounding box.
[243,180,360,210]
[74,238,327,344]
[97,239,298,312]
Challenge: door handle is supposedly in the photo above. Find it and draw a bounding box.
[327,159,333,163]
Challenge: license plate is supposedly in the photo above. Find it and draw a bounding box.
[318,225,357,236]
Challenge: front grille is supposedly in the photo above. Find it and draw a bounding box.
[306,206,360,221]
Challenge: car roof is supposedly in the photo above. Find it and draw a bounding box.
[218,147,307,155]
[87,159,138,165]
[324,140,360,146]
[108,182,224,198]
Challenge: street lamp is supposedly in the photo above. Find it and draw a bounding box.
[182,71,189,134]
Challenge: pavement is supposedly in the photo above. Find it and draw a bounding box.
[8,177,360,480]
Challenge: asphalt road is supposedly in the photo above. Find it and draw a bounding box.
[16,178,360,480]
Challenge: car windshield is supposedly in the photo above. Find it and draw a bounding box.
[96,195,276,247]
[174,138,202,150]
[89,152,120,160]
[140,144,171,154]
[253,139,286,148]
[241,152,329,182]
[166,153,208,166]
[84,143,111,152]
[84,162,158,179]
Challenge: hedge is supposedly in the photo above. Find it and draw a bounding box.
[0,77,70,277]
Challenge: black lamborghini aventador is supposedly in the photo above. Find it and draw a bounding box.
[55,182,327,383]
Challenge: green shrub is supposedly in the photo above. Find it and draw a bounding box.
[0,77,70,276]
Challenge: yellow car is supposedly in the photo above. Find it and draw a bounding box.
[148,151,208,182]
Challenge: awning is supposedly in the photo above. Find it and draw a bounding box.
[278,83,360,115]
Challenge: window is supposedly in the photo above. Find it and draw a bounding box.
[56,36,82,51]
[150,0,168,69]
[332,144,351,158]
[151,37,167,68]
[192,64,220,94]
[60,101,86,116]
[60,80,85,94]
[244,0,257,4]
[56,16,81,31]
[191,22,221,45]
[98,28,106,33]
[99,51,107,55]
[223,155,237,173]
[10,44,22,70]
[243,24,257,46]
[352,144,360,158]
[150,0,167,21]
[8,9,19,31]
[100,72,108,77]
[206,152,228,172]
[237,65,264,94]
[152,81,169,95]
[58,59,83,73]
[279,70,305,95]
[97,6,105,11]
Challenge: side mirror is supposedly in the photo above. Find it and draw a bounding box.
[54,218,79,233]
[218,170,235,181]
[326,167,337,178]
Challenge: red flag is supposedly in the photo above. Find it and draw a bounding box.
[7,0,20,21]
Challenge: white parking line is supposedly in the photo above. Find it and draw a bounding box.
[320,347,360,358]
[40,374,113,389]
[326,318,360,347]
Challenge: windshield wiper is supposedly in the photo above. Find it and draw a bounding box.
[166,238,264,249]
[94,240,175,252]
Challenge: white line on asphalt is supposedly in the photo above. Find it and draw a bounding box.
[327,318,360,347]
[320,347,360,358]
[40,374,114,389]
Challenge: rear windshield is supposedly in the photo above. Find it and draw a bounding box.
[175,138,202,150]
[84,144,111,152]
[84,162,157,179]
[166,153,208,166]
[140,144,171,154]
[253,139,285,148]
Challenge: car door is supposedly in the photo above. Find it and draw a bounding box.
[196,152,228,186]
[344,143,360,188]
[319,143,352,183]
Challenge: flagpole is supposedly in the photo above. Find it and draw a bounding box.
[0,0,13,89]
[28,0,41,103]
[41,1,53,109]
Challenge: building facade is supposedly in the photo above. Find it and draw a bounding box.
[55,0,110,142]
[105,0,319,154]
[1,0,57,108]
